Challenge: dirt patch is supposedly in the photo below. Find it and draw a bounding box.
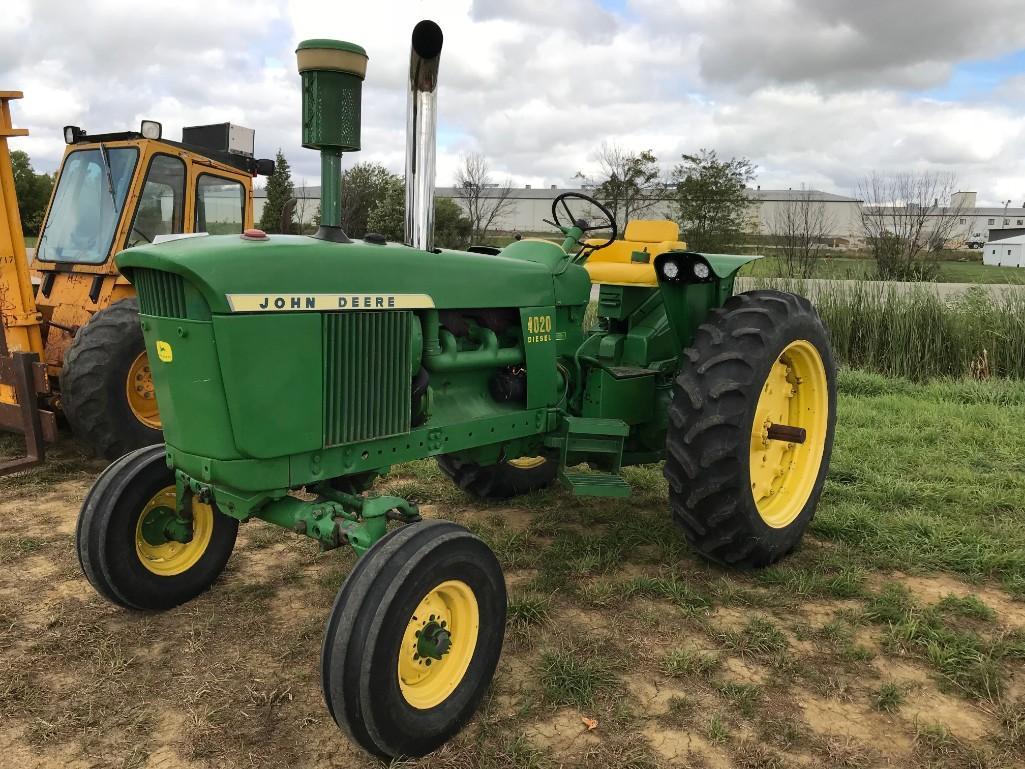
[798,692,915,757]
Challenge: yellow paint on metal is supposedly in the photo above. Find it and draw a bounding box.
[134,486,213,576]
[126,351,161,429]
[507,456,547,470]
[398,580,480,710]
[749,339,828,528]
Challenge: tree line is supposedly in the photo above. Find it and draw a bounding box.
[11,141,960,283]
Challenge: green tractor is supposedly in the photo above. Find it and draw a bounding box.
[76,21,836,759]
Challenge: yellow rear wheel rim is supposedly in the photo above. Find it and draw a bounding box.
[134,486,214,576]
[398,580,479,710]
[126,351,161,429]
[749,340,828,528]
[507,456,547,470]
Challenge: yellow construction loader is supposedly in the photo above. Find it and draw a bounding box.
[0,91,273,469]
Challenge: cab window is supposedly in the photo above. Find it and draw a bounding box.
[126,154,185,248]
[35,146,138,264]
[196,174,245,234]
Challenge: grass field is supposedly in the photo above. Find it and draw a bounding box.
[738,254,1025,284]
[2,370,1025,768]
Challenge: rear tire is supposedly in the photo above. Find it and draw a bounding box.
[664,290,836,568]
[61,298,162,459]
[76,444,238,610]
[321,520,506,759]
[436,453,558,500]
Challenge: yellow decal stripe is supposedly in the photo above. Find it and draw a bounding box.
[226,293,436,312]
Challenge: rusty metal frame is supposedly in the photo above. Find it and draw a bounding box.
[0,313,56,477]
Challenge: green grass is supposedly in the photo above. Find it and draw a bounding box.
[739,253,1025,284]
[768,281,1025,380]
[538,648,618,708]
[874,682,905,712]
[662,648,721,678]
[817,371,1025,595]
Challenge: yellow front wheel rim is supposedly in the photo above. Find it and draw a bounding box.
[398,580,479,710]
[126,351,161,429]
[134,486,214,576]
[749,340,828,528]
[507,456,547,470]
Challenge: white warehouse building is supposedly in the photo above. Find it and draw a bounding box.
[255,185,865,242]
[984,234,1025,267]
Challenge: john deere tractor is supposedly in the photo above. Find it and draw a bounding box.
[77,22,836,759]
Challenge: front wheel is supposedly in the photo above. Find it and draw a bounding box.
[664,290,837,568]
[76,444,238,610]
[321,520,506,759]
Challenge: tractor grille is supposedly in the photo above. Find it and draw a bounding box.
[134,269,187,318]
[324,311,412,446]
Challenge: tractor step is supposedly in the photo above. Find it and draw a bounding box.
[559,469,632,498]
[546,416,631,497]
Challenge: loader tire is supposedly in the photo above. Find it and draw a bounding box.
[436,453,558,500]
[61,298,161,459]
[664,290,836,569]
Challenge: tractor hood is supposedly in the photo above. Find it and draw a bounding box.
[116,234,591,313]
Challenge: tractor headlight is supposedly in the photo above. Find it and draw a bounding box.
[140,120,162,140]
[662,261,679,279]
[693,262,710,279]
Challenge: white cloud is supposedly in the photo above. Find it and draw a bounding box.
[1,0,1023,206]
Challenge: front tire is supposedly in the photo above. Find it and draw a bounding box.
[664,290,836,568]
[61,298,162,459]
[76,444,238,610]
[436,453,558,500]
[321,520,506,759]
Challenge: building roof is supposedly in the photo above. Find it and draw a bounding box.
[745,189,861,203]
[986,234,1025,245]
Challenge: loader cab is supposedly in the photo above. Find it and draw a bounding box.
[30,122,270,371]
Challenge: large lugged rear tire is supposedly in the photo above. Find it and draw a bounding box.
[321,520,506,759]
[76,444,238,610]
[61,298,162,459]
[664,290,837,568]
[436,453,558,500]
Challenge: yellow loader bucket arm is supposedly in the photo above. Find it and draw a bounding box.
[0,91,55,475]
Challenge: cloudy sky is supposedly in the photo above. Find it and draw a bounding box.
[3,0,1025,205]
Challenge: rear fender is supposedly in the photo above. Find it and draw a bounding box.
[652,251,761,349]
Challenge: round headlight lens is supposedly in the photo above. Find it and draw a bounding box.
[693,262,711,279]
[662,261,680,279]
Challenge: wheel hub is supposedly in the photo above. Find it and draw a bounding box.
[134,486,214,576]
[398,580,480,710]
[749,339,828,528]
[416,620,452,660]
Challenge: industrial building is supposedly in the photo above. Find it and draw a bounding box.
[253,184,1025,250]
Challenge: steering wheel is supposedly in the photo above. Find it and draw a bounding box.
[548,192,618,250]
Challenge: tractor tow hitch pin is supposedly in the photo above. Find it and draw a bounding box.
[766,423,806,444]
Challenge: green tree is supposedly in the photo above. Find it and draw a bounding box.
[671,149,756,252]
[257,149,294,233]
[342,162,401,238]
[366,181,471,249]
[434,197,471,249]
[11,150,53,234]
[366,176,405,240]
[584,143,664,229]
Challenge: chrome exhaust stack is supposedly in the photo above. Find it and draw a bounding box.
[404,20,443,251]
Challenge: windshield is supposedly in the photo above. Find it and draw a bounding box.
[36,146,138,264]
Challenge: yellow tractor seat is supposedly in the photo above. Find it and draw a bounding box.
[583,219,687,287]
